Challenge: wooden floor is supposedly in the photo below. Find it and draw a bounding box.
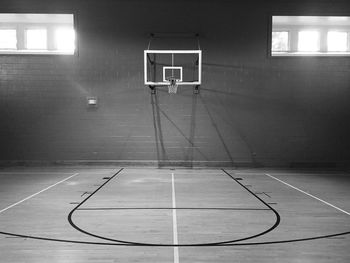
[0,167,349,262]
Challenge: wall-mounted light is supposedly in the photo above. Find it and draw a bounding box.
[87,96,98,107]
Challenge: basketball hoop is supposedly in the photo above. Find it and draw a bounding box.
[167,77,179,94]
[144,50,202,94]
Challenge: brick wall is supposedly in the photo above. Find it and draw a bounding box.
[1,0,350,167]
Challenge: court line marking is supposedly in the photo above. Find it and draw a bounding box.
[0,172,75,175]
[68,169,279,247]
[235,172,350,177]
[171,172,180,263]
[265,173,350,216]
[0,173,80,214]
[76,207,270,211]
[1,169,348,247]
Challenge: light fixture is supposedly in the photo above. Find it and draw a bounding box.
[87,97,98,107]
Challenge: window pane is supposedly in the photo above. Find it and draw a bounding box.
[272,31,289,51]
[327,31,348,52]
[26,29,47,49]
[272,16,350,56]
[298,31,320,52]
[0,14,75,55]
[0,29,17,49]
[55,28,75,52]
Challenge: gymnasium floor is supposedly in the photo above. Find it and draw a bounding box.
[0,167,349,262]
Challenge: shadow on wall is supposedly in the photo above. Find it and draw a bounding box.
[199,93,260,168]
[151,93,168,165]
[151,91,210,168]
[150,87,261,168]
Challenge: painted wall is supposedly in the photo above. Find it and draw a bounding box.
[1,0,350,167]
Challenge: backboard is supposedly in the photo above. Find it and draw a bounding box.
[144,50,202,86]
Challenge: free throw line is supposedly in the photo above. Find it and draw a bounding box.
[0,173,80,214]
[171,172,179,263]
[265,173,350,216]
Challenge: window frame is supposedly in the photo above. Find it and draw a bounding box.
[0,13,76,56]
[270,15,350,57]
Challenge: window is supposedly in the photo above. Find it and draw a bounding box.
[272,31,289,52]
[55,27,75,51]
[271,16,350,56]
[0,29,17,49]
[0,13,75,55]
[26,29,47,50]
[327,31,348,52]
[298,31,320,52]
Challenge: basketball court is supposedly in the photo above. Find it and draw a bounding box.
[1,167,349,262]
[1,1,350,262]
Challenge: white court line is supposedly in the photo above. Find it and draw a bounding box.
[265,173,350,216]
[0,172,74,174]
[171,172,180,263]
[0,173,79,214]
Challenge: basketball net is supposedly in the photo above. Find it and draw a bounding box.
[167,53,178,94]
[167,77,178,94]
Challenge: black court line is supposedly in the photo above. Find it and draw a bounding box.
[1,228,349,247]
[67,169,281,246]
[77,207,271,211]
[263,192,272,198]
[217,231,350,246]
[219,169,350,246]
[0,169,136,246]
[1,168,349,247]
